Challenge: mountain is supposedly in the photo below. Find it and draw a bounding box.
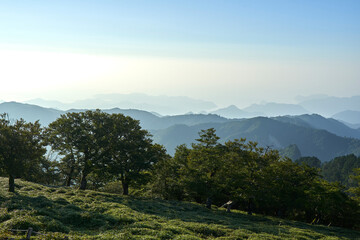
[242,103,310,117]
[298,95,360,117]
[152,117,360,161]
[210,105,259,118]
[159,114,228,129]
[3,102,360,162]
[273,114,360,139]
[279,144,302,160]
[101,108,161,130]
[104,109,228,130]
[332,110,360,125]
[0,102,227,130]
[0,102,63,126]
[25,93,217,115]
[26,98,71,110]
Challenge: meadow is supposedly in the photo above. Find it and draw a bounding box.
[0,177,359,239]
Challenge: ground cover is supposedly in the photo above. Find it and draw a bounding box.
[0,177,359,239]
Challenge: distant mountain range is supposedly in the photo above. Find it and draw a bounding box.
[0,102,228,130]
[25,93,217,116]
[23,94,360,125]
[1,101,360,162]
[210,95,360,124]
[273,114,360,139]
[297,95,360,117]
[0,102,63,126]
[210,103,309,118]
[210,105,255,119]
[152,117,360,161]
[332,110,360,125]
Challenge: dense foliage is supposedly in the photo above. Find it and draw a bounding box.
[0,114,46,192]
[295,156,322,169]
[322,154,360,188]
[349,168,360,202]
[46,110,167,193]
[151,129,360,229]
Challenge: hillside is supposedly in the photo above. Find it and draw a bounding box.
[0,178,359,239]
[273,114,360,139]
[0,102,227,130]
[0,102,62,126]
[152,118,360,161]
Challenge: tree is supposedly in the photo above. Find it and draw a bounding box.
[322,154,360,188]
[295,156,321,169]
[46,110,111,190]
[150,128,360,228]
[46,110,167,193]
[0,114,46,192]
[349,168,360,202]
[105,114,168,195]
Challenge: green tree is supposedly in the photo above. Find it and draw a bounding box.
[0,114,46,192]
[46,110,111,190]
[349,168,360,202]
[150,144,189,200]
[105,113,168,195]
[185,129,225,204]
[150,128,360,228]
[295,156,321,169]
[258,159,320,218]
[322,154,360,188]
[47,110,167,193]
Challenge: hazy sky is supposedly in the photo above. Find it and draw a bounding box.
[0,0,359,107]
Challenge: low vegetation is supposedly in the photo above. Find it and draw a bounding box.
[1,177,360,240]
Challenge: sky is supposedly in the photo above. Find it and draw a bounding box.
[0,0,359,107]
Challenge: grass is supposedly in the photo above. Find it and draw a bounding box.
[0,177,359,239]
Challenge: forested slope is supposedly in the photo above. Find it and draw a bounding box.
[152,118,360,160]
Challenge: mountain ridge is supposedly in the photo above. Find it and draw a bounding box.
[25,93,218,115]
[152,117,360,161]
[1,101,360,162]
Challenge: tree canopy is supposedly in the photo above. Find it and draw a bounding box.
[0,114,46,192]
[46,110,167,193]
[322,154,360,187]
[150,128,360,228]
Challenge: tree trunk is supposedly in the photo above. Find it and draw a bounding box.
[122,181,129,195]
[65,166,74,187]
[79,174,87,190]
[9,174,15,192]
[65,176,72,187]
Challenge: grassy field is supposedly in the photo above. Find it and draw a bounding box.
[0,177,359,239]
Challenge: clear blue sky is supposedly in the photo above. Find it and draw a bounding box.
[0,0,359,106]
